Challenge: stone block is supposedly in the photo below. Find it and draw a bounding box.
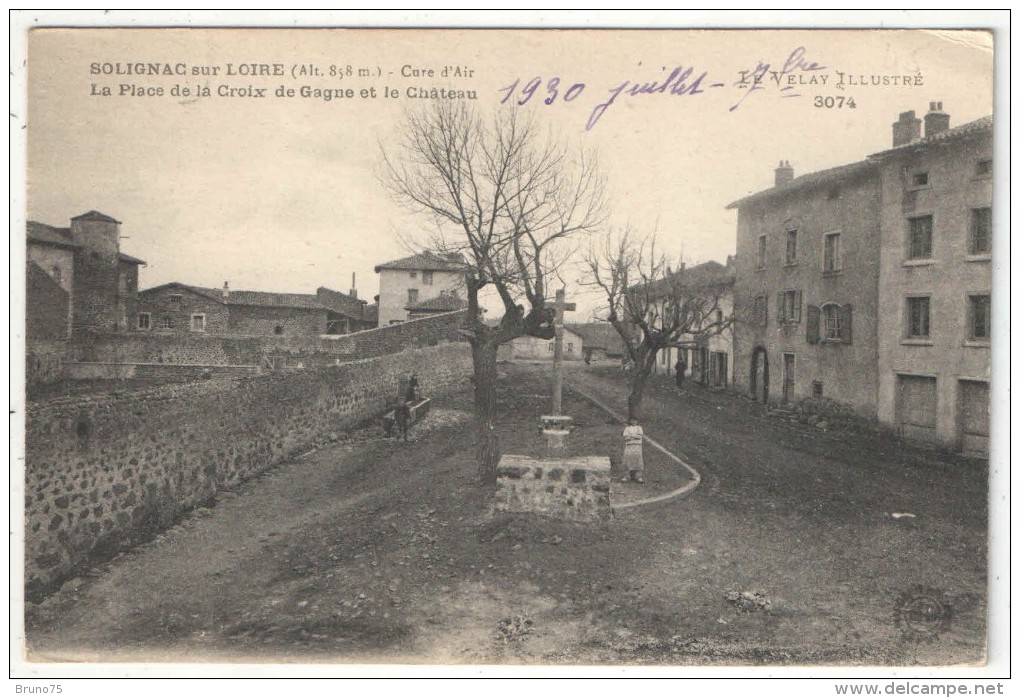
[494,454,611,522]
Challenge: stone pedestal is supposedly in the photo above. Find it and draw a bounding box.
[494,454,612,522]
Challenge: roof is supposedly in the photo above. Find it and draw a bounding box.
[870,115,993,158]
[118,252,146,265]
[316,286,369,318]
[363,303,379,324]
[71,210,121,224]
[140,283,325,310]
[567,323,627,355]
[27,221,79,250]
[726,160,875,210]
[375,251,467,273]
[406,293,469,312]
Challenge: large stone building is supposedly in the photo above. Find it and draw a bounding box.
[729,160,882,412]
[136,283,373,337]
[26,211,146,337]
[729,104,992,455]
[871,108,993,455]
[374,251,467,326]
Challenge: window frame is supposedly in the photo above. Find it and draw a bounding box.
[168,293,183,306]
[969,207,992,257]
[906,215,934,261]
[756,234,767,270]
[753,294,768,328]
[137,312,151,330]
[160,316,174,330]
[975,159,992,179]
[910,171,930,189]
[904,295,932,340]
[781,289,801,324]
[822,303,843,342]
[823,231,842,274]
[785,228,798,266]
[190,313,206,332]
[967,293,991,342]
[422,270,434,285]
[407,288,419,305]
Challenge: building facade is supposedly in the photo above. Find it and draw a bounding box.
[871,109,993,455]
[136,283,368,338]
[374,251,467,326]
[502,327,584,362]
[729,162,882,413]
[729,105,992,455]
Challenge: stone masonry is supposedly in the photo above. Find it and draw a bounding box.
[494,455,612,522]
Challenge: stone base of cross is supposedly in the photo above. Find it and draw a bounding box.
[542,287,576,454]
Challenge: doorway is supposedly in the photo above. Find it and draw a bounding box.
[782,353,796,404]
[749,346,769,403]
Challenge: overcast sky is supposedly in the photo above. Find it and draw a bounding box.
[26,29,992,319]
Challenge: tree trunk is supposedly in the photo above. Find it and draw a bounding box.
[627,368,650,421]
[472,340,501,486]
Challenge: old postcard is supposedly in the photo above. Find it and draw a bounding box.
[13,17,1005,681]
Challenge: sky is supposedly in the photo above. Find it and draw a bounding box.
[25,28,993,320]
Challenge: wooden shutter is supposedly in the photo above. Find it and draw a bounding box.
[794,291,803,322]
[842,304,853,344]
[776,292,784,323]
[806,305,821,344]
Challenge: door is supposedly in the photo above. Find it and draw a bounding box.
[750,346,769,402]
[782,353,795,403]
[897,375,937,441]
[958,380,989,457]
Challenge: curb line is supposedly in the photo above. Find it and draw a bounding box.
[567,381,702,510]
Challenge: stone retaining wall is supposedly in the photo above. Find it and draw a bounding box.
[24,342,472,600]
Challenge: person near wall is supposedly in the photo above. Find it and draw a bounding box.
[620,419,645,484]
[674,355,687,390]
[407,373,420,403]
[395,400,412,441]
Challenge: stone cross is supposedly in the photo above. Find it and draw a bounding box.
[551,287,577,415]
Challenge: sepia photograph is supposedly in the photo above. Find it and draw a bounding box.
[10,12,1007,685]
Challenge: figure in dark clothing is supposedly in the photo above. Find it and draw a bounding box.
[407,373,420,403]
[675,356,687,390]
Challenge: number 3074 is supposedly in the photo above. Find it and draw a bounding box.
[814,96,857,108]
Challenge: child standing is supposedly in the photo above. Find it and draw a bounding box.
[621,419,645,484]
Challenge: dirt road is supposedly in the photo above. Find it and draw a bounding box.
[24,364,988,666]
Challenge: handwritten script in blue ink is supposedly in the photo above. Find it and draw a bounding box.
[730,47,826,111]
[498,48,828,130]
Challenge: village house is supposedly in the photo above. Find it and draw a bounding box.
[871,107,993,455]
[728,103,992,455]
[405,289,469,319]
[136,282,372,337]
[374,251,467,326]
[501,326,584,362]
[26,211,146,338]
[568,322,627,364]
[651,258,737,388]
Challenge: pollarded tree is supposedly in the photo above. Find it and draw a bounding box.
[584,230,733,420]
[380,102,605,484]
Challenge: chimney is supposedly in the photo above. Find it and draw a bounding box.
[222,281,230,299]
[924,101,950,139]
[774,160,794,186]
[892,110,922,146]
[349,272,357,299]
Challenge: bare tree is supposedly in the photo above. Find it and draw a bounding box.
[583,230,732,420]
[380,102,605,484]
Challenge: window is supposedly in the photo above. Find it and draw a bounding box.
[274,325,284,335]
[160,317,174,329]
[968,294,991,341]
[970,207,991,255]
[409,271,417,279]
[785,229,798,265]
[119,274,129,293]
[547,342,554,352]
[823,305,843,341]
[423,271,434,285]
[976,159,992,177]
[190,314,206,332]
[50,265,62,284]
[906,297,931,339]
[715,310,723,326]
[911,172,929,188]
[823,232,842,273]
[756,235,767,270]
[169,294,183,306]
[567,342,574,353]
[907,216,933,260]
[753,295,768,327]
[137,313,151,330]
[812,381,824,397]
[778,290,802,324]
[407,288,419,305]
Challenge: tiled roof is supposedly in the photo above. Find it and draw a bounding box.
[870,115,992,157]
[375,251,467,272]
[406,293,469,312]
[141,283,326,310]
[118,252,146,265]
[27,221,78,249]
[726,160,875,210]
[567,322,627,355]
[71,210,121,224]
[316,286,368,318]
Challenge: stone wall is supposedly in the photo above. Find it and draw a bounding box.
[23,342,472,600]
[26,340,69,392]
